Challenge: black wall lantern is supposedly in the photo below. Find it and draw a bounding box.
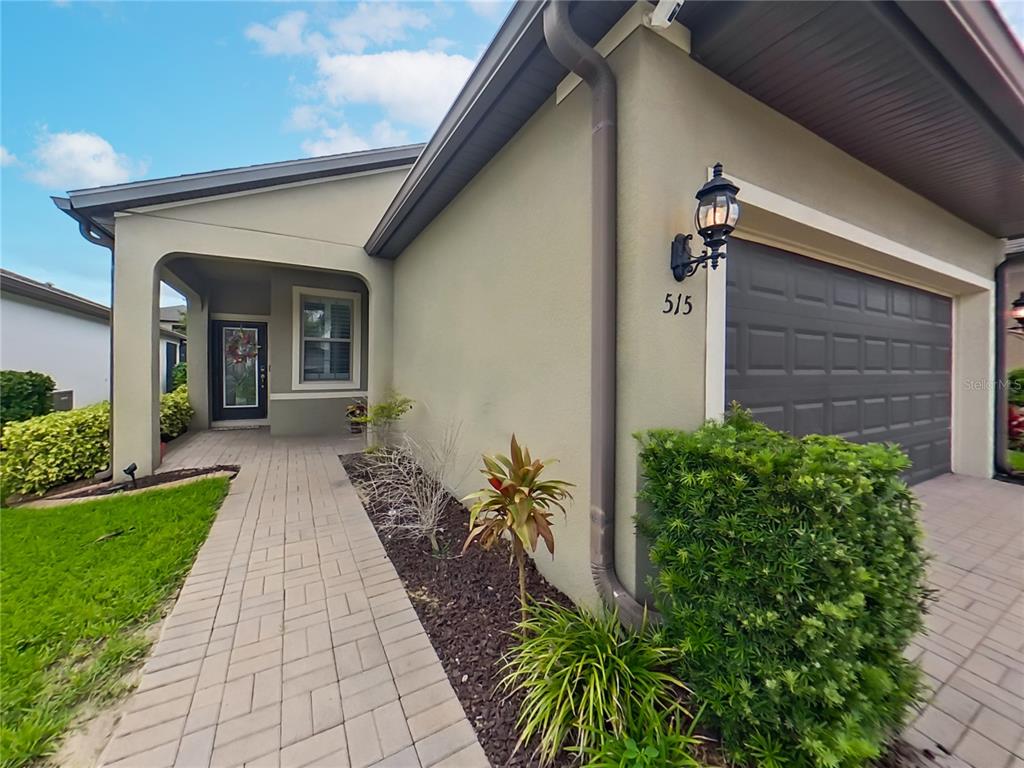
[671,162,741,282]
[1012,292,1024,330]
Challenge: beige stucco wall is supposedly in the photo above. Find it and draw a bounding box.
[111,169,406,479]
[392,26,1003,607]
[392,71,595,603]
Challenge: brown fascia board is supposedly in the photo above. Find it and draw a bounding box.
[0,269,110,321]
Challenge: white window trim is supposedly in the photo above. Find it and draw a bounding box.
[291,286,362,391]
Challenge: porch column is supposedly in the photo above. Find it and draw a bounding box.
[366,266,394,404]
[185,297,210,430]
[112,243,161,480]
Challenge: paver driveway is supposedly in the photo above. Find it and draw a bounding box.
[904,474,1023,768]
[96,428,488,768]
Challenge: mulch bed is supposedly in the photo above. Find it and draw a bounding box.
[9,465,240,506]
[341,452,945,768]
[341,452,574,767]
[70,465,240,498]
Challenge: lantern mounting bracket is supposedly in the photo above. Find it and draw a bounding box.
[670,233,722,282]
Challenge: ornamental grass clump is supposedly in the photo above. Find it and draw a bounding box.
[500,600,692,766]
[637,407,929,768]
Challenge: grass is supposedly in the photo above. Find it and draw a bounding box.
[0,477,229,768]
[1009,449,1024,472]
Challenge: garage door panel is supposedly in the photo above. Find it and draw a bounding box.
[725,239,952,484]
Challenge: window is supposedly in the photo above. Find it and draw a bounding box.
[292,286,361,390]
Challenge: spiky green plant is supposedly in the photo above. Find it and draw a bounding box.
[462,435,573,619]
[500,600,691,766]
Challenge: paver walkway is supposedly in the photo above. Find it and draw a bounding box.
[96,428,488,768]
[95,429,1022,768]
[904,474,1023,768]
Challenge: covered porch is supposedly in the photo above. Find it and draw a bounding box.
[162,255,373,437]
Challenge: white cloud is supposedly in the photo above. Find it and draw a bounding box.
[316,49,474,127]
[27,130,146,189]
[428,37,456,52]
[468,0,507,19]
[327,3,430,54]
[286,104,328,132]
[246,10,310,56]
[302,120,410,157]
[247,4,432,58]
[0,146,17,167]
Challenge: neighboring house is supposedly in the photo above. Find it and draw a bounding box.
[0,269,185,408]
[53,1,1023,607]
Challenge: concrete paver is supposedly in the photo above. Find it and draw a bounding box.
[96,428,484,768]
[905,474,1023,768]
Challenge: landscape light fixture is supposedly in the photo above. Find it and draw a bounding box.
[1012,292,1024,330]
[671,162,741,282]
[123,462,138,489]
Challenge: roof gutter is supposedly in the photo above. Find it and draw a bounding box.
[542,0,652,628]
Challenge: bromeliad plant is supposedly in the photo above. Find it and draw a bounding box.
[462,435,573,619]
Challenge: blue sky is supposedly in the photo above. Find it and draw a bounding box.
[0,1,510,305]
[2,1,1022,306]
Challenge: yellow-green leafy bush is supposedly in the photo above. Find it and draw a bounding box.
[1,389,193,498]
[637,408,928,768]
[160,386,193,440]
[1,402,110,497]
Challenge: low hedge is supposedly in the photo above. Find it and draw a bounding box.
[1,402,111,497]
[0,370,55,427]
[160,385,192,440]
[637,408,928,768]
[1,388,194,498]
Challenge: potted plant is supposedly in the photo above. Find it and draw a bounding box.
[346,400,367,434]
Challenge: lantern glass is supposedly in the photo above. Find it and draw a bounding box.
[695,192,739,232]
[1012,304,1024,321]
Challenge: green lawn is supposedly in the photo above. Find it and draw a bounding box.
[0,478,229,768]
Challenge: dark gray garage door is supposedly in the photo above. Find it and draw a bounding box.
[725,239,952,484]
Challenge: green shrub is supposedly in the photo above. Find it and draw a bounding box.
[637,408,928,768]
[171,361,188,390]
[0,402,110,497]
[500,600,690,766]
[355,391,412,447]
[0,371,56,427]
[160,386,193,440]
[1,389,194,498]
[574,713,703,768]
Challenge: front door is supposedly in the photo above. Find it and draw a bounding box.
[211,320,268,421]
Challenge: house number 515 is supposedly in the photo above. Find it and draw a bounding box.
[662,293,693,316]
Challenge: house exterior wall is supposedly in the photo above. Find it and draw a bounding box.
[392,73,595,603]
[0,294,110,407]
[391,28,1004,607]
[613,29,1002,594]
[110,168,404,479]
